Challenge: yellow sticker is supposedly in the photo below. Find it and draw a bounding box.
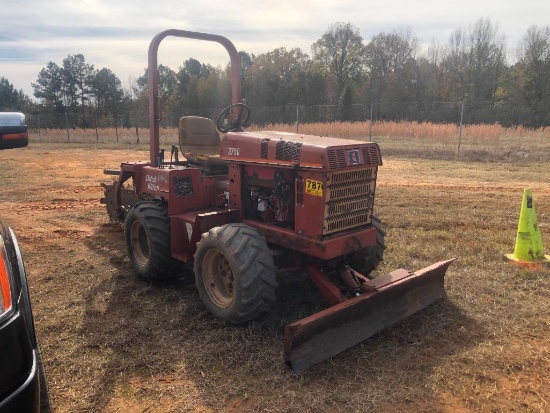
[305,179,323,197]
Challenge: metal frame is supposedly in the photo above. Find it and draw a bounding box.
[147,29,242,166]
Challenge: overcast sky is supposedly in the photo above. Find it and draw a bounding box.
[1,0,549,97]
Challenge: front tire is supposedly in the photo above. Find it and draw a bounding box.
[194,223,277,324]
[350,215,386,277]
[125,201,183,281]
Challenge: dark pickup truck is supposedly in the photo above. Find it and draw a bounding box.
[0,114,50,412]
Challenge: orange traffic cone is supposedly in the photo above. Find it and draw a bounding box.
[506,188,550,264]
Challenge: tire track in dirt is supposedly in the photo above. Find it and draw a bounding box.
[43,186,102,195]
[0,199,104,243]
[378,182,550,194]
[0,199,102,213]
[16,228,93,244]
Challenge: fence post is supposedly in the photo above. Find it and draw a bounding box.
[369,104,374,141]
[296,105,299,134]
[38,114,41,137]
[65,112,70,141]
[457,100,465,154]
[114,114,119,142]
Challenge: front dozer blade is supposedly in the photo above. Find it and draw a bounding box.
[284,259,455,372]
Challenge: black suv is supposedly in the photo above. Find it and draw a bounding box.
[0,113,51,412]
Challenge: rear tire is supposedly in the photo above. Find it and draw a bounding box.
[351,215,386,277]
[125,201,183,281]
[194,223,277,324]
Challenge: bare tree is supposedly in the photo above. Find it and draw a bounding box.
[439,19,506,123]
[519,26,550,98]
[62,54,94,126]
[508,25,550,125]
[312,22,365,103]
[468,18,506,102]
[364,28,418,118]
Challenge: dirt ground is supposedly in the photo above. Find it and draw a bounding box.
[0,142,548,412]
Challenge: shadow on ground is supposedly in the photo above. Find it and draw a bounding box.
[80,222,484,412]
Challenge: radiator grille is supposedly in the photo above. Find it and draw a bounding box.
[276,140,302,161]
[323,167,376,235]
[362,146,382,166]
[327,149,346,169]
[260,138,269,158]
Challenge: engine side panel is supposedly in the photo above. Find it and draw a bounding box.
[132,165,226,216]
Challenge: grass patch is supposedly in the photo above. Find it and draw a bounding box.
[0,143,548,412]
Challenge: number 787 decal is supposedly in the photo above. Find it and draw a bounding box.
[305,179,323,197]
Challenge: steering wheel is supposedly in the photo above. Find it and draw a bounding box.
[216,103,250,133]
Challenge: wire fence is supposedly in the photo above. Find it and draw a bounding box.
[26,103,444,144]
[24,100,549,157]
[27,99,548,130]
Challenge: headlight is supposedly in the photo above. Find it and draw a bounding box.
[0,235,14,320]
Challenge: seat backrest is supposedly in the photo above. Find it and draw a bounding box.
[178,116,220,156]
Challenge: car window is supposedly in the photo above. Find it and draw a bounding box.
[0,112,26,127]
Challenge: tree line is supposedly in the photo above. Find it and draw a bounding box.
[1,19,549,128]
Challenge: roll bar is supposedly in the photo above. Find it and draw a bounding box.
[148,29,242,166]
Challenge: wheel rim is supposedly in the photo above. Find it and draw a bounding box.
[202,248,234,308]
[130,220,150,267]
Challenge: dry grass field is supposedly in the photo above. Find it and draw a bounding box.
[0,135,549,412]
[32,120,550,161]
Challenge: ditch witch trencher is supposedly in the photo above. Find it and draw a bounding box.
[101,30,454,372]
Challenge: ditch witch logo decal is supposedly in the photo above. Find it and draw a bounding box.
[348,149,361,165]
